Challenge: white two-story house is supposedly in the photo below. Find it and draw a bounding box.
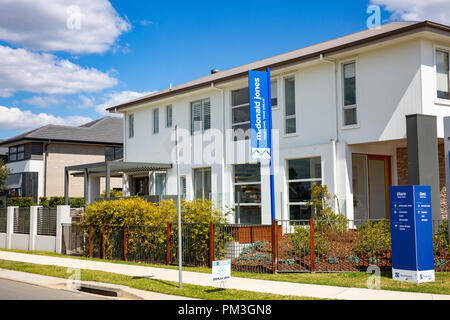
[108,21,450,225]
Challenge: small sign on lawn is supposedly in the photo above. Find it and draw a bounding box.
[212,260,231,283]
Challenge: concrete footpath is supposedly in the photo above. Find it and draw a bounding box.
[0,251,449,300]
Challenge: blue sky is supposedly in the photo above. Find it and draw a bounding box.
[0,0,448,139]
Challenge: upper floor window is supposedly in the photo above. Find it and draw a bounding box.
[284,77,296,134]
[271,80,278,108]
[191,98,211,134]
[9,145,24,162]
[128,114,134,138]
[231,87,251,141]
[343,62,357,126]
[153,108,159,134]
[436,49,450,100]
[105,147,123,161]
[166,105,173,127]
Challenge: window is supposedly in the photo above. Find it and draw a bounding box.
[166,105,173,127]
[343,62,357,126]
[234,164,261,224]
[105,147,123,161]
[154,172,166,195]
[180,176,187,198]
[193,167,211,199]
[284,77,296,134]
[191,98,211,133]
[231,88,251,141]
[271,80,278,108]
[129,114,134,138]
[153,108,159,134]
[436,50,450,100]
[8,145,24,162]
[287,157,322,220]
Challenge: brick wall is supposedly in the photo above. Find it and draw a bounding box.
[44,143,122,198]
[396,143,447,219]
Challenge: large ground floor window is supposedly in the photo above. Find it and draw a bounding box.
[234,163,261,224]
[287,157,322,220]
[194,167,211,199]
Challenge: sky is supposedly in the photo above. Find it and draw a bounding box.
[0,0,449,139]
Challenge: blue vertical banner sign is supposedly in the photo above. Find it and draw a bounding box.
[390,185,435,283]
[249,69,275,221]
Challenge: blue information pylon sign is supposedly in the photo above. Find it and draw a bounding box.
[389,185,435,283]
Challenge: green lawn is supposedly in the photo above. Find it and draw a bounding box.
[0,259,322,300]
[1,249,449,295]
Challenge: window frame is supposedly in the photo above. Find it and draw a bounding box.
[153,108,159,134]
[434,45,450,105]
[128,113,134,138]
[8,145,25,163]
[193,167,212,200]
[271,79,279,109]
[191,98,211,134]
[286,157,322,221]
[341,60,359,128]
[233,163,262,224]
[105,146,123,161]
[166,105,173,128]
[283,75,297,135]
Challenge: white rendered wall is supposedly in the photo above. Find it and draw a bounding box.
[6,160,44,199]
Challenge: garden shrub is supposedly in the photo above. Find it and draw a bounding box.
[290,225,331,257]
[81,197,232,262]
[433,221,449,253]
[327,256,339,264]
[39,196,85,208]
[347,254,360,264]
[353,220,391,258]
[7,197,35,207]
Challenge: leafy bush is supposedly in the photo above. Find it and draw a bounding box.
[81,197,231,262]
[39,196,85,208]
[290,225,331,257]
[433,221,448,253]
[353,220,391,258]
[327,256,339,264]
[284,257,296,266]
[434,258,447,268]
[7,197,35,207]
[100,189,123,198]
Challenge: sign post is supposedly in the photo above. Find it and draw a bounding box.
[248,68,275,221]
[389,185,435,283]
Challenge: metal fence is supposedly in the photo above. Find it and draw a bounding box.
[37,207,57,236]
[61,218,449,273]
[13,208,30,234]
[0,208,6,233]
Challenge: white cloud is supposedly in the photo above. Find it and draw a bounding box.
[23,95,65,108]
[95,90,153,115]
[78,95,95,109]
[371,0,450,25]
[0,0,131,54]
[0,45,117,97]
[0,105,92,131]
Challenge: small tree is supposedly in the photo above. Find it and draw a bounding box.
[0,159,9,196]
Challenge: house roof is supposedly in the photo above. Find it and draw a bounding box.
[107,20,450,113]
[0,116,123,147]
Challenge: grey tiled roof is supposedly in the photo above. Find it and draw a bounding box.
[108,20,450,111]
[0,117,123,147]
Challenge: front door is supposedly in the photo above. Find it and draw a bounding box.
[352,154,391,220]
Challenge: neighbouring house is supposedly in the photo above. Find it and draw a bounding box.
[108,21,450,225]
[0,141,7,164]
[0,117,123,203]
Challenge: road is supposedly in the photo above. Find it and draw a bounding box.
[0,279,108,300]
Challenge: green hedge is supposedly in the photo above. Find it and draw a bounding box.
[39,196,85,208]
[7,197,35,207]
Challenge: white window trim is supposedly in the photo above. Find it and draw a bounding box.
[340,58,360,129]
[283,74,297,135]
[433,44,450,106]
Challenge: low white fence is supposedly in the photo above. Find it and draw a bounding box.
[0,206,71,253]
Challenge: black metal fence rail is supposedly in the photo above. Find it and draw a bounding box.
[37,207,57,236]
[61,218,449,273]
[0,208,6,233]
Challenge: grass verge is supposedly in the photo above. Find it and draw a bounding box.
[0,259,324,300]
[1,249,449,295]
